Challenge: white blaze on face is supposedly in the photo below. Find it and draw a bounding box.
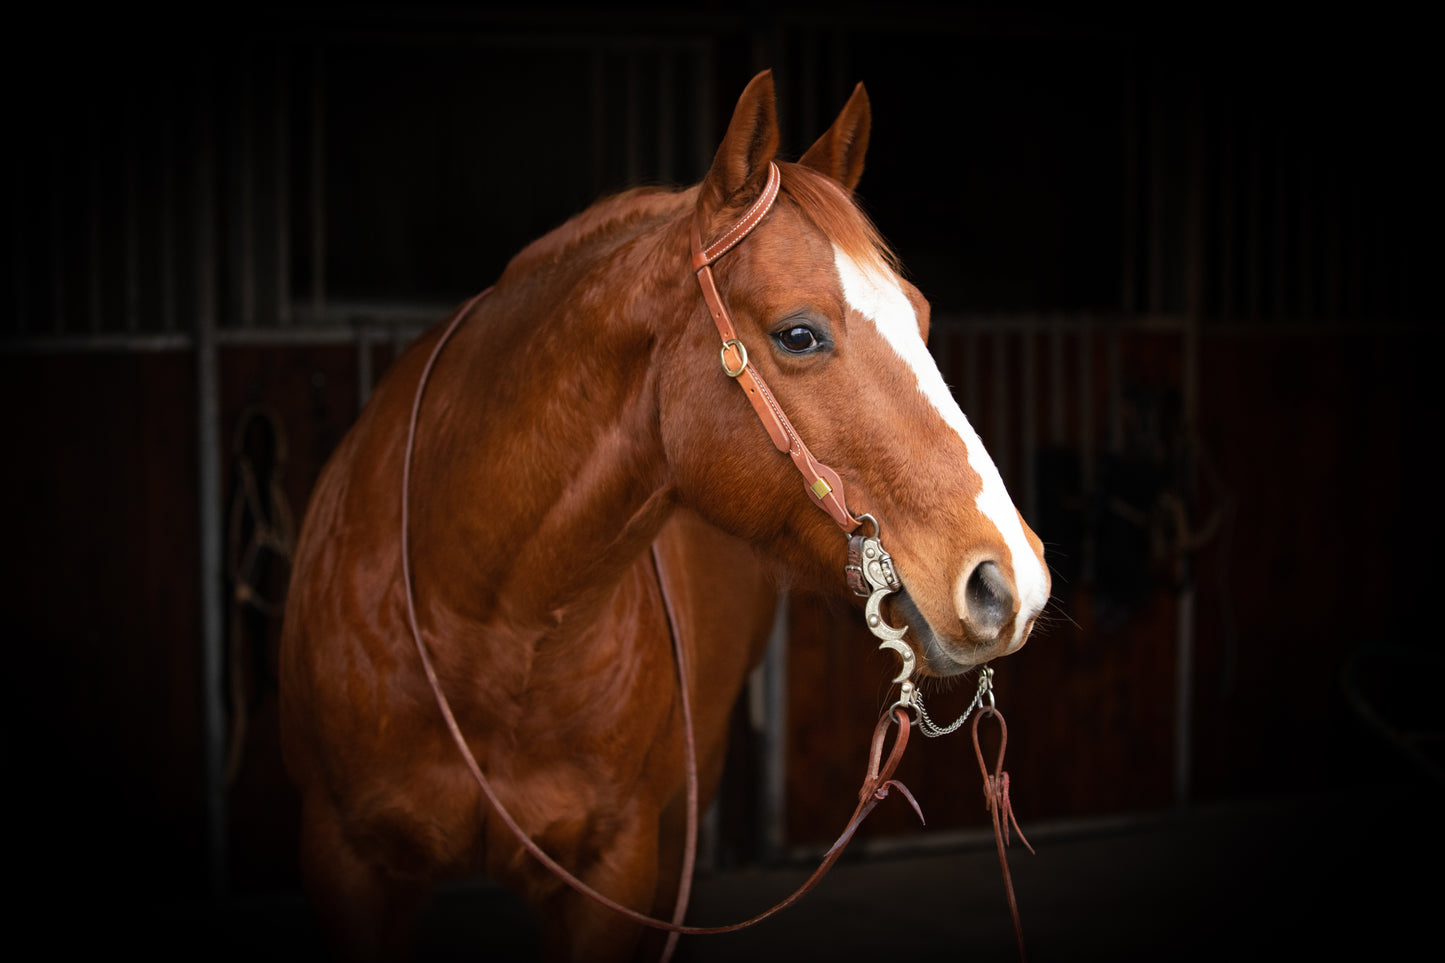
[833,246,1050,648]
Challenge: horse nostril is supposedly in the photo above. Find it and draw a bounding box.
[964,560,1014,637]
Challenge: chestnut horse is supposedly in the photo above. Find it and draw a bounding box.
[279,70,1049,961]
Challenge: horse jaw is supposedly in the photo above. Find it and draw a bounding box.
[833,246,1051,672]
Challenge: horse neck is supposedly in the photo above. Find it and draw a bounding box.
[408,214,688,640]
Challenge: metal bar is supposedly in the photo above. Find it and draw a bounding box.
[193,66,229,899]
[990,322,1010,484]
[1077,320,1095,583]
[0,333,194,354]
[88,104,103,333]
[1121,67,1137,316]
[950,325,974,433]
[1147,70,1165,316]
[125,91,140,333]
[357,325,374,409]
[161,113,178,332]
[1217,94,1236,321]
[281,298,454,326]
[1322,158,1341,321]
[1271,122,1288,319]
[12,152,27,336]
[50,136,66,335]
[625,52,640,184]
[932,312,1188,335]
[1049,318,1066,446]
[238,47,256,328]
[591,50,607,196]
[276,51,293,327]
[310,45,327,324]
[1297,140,1313,320]
[656,51,674,183]
[1021,322,1038,523]
[1245,108,1262,319]
[694,44,714,179]
[1175,75,1206,808]
[1106,324,1122,455]
[756,591,790,864]
[799,26,819,145]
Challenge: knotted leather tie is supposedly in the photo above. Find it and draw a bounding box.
[974,706,1033,961]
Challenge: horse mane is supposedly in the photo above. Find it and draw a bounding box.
[493,163,899,302]
[497,186,694,287]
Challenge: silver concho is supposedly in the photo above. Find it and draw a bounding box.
[852,516,915,684]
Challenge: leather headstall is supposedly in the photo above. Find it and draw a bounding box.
[690,161,862,535]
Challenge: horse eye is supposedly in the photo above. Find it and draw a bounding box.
[776,325,820,353]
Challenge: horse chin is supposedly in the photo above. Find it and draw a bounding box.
[892,588,984,678]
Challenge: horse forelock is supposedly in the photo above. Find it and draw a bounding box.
[775,162,899,285]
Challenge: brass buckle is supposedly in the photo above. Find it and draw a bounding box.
[720,338,748,378]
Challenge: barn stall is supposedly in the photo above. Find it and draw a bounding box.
[5,7,1439,960]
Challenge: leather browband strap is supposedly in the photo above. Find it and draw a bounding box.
[691,162,861,534]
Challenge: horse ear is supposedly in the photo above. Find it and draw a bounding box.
[798,82,871,192]
[697,70,780,229]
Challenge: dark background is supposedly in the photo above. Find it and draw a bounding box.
[4,4,1440,959]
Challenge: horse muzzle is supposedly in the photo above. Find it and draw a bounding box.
[893,556,1045,676]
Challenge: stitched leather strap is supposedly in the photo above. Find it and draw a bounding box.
[692,163,861,534]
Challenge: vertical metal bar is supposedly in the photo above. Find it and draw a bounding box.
[1217,93,1235,321]
[1322,159,1341,321]
[1245,108,1262,320]
[755,591,790,864]
[12,152,27,336]
[310,45,327,324]
[161,112,178,332]
[656,50,675,184]
[1121,67,1137,317]
[591,50,607,197]
[1147,67,1165,317]
[798,27,819,147]
[1077,319,1095,584]
[357,325,374,410]
[1175,74,1206,809]
[276,50,292,327]
[829,25,846,108]
[50,134,65,336]
[1106,324,1122,455]
[1349,173,1366,319]
[990,322,1010,484]
[239,47,256,328]
[125,90,140,333]
[194,65,229,899]
[1297,142,1313,320]
[88,104,103,333]
[1049,319,1066,446]
[961,325,980,427]
[690,46,708,180]
[1271,123,1288,319]
[1021,321,1038,523]
[693,43,714,180]
[625,52,641,185]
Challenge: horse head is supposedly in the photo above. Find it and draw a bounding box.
[660,71,1050,675]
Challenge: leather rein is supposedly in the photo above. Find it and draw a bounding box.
[399,164,1031,958]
